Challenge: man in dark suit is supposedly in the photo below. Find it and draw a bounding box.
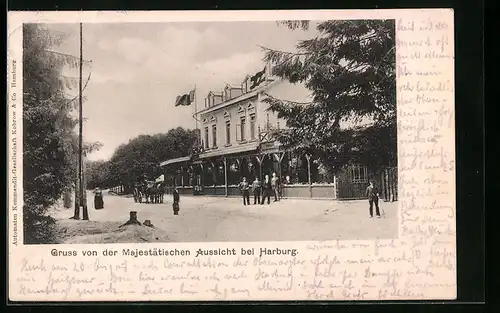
[365,181,381,218]
[173,187,180,215]
[261,175,272,205]
[239,177,250,206]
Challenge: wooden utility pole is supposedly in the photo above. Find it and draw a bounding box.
[79,23,89,220]
[72,159,80,219]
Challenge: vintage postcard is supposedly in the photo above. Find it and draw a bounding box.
[7,9,455,302]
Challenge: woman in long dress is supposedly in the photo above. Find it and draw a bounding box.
[94,187,104,210]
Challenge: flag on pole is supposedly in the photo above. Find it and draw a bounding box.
[189,89,195,102]
[175,89,195,106]
[249,67,266,90]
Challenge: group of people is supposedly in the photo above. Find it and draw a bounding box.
[238,172,280,205]
[238,176,383,218]
[90,178,383,219]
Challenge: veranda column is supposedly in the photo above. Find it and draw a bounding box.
[305,153,312,198]
[277,152,285,198]
[256,155,263,182]
[257,155,264,181]
[188,165,193,187]
[200,163,205,188]
[181,166,184,188]
[223,157,228,197]
[211,160,216,188]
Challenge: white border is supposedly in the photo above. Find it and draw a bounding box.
[7,9,455,302]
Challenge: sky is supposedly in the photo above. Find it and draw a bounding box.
[46,22,318,161]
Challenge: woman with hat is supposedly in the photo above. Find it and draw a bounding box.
[93,186,104,210]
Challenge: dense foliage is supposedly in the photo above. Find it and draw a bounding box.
[263,20,396,173]
[23,24,102,242]
[85,127,198,191]
[23,24,77,244]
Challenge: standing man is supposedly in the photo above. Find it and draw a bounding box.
[239,177,250,206]
[251,177,261,205]
[271,172,280,202]
[261,174,272,205]
[365,181,381,218]
[173,187,180,215]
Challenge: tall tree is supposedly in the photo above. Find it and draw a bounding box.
[105,127,198,190]
[23,24,102,242]
[23,24,77,244]
[262,20,396,173]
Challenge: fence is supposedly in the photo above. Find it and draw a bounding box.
[380,167,398,202]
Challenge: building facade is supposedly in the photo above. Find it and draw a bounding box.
[161,64,398,201]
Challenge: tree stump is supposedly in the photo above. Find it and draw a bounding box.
[120,211,142,227]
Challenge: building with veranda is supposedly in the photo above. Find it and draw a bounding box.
[160,62,398,201]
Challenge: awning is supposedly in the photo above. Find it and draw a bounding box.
[160,155,191,167]
[199,142,259,159]
[155,174,164,182]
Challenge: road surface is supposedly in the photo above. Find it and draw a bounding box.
[52,191,398,242]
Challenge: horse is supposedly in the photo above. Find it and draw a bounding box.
[153,182,166,204]
[141,180,156,204]
[133,183,145,203]
[131,180,165,204]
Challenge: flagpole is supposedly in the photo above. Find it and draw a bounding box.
[194,84,199,145]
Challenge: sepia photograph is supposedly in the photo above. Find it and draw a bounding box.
[23,20,397,245]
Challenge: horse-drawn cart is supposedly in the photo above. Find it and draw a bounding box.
[133,180,165,204]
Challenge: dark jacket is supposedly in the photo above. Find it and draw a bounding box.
[262,179,272,191]
[173,189,180,202]
[239,181,250,192]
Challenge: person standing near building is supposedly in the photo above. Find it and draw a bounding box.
[93,187,104,210]
[251,177,261,205]
[365,181,381,218]
[173,187,180,215]
[271,172,280,202]
[239,177,250,206]
[261,174,272,205]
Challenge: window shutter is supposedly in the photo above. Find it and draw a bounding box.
[236,124,241,141]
